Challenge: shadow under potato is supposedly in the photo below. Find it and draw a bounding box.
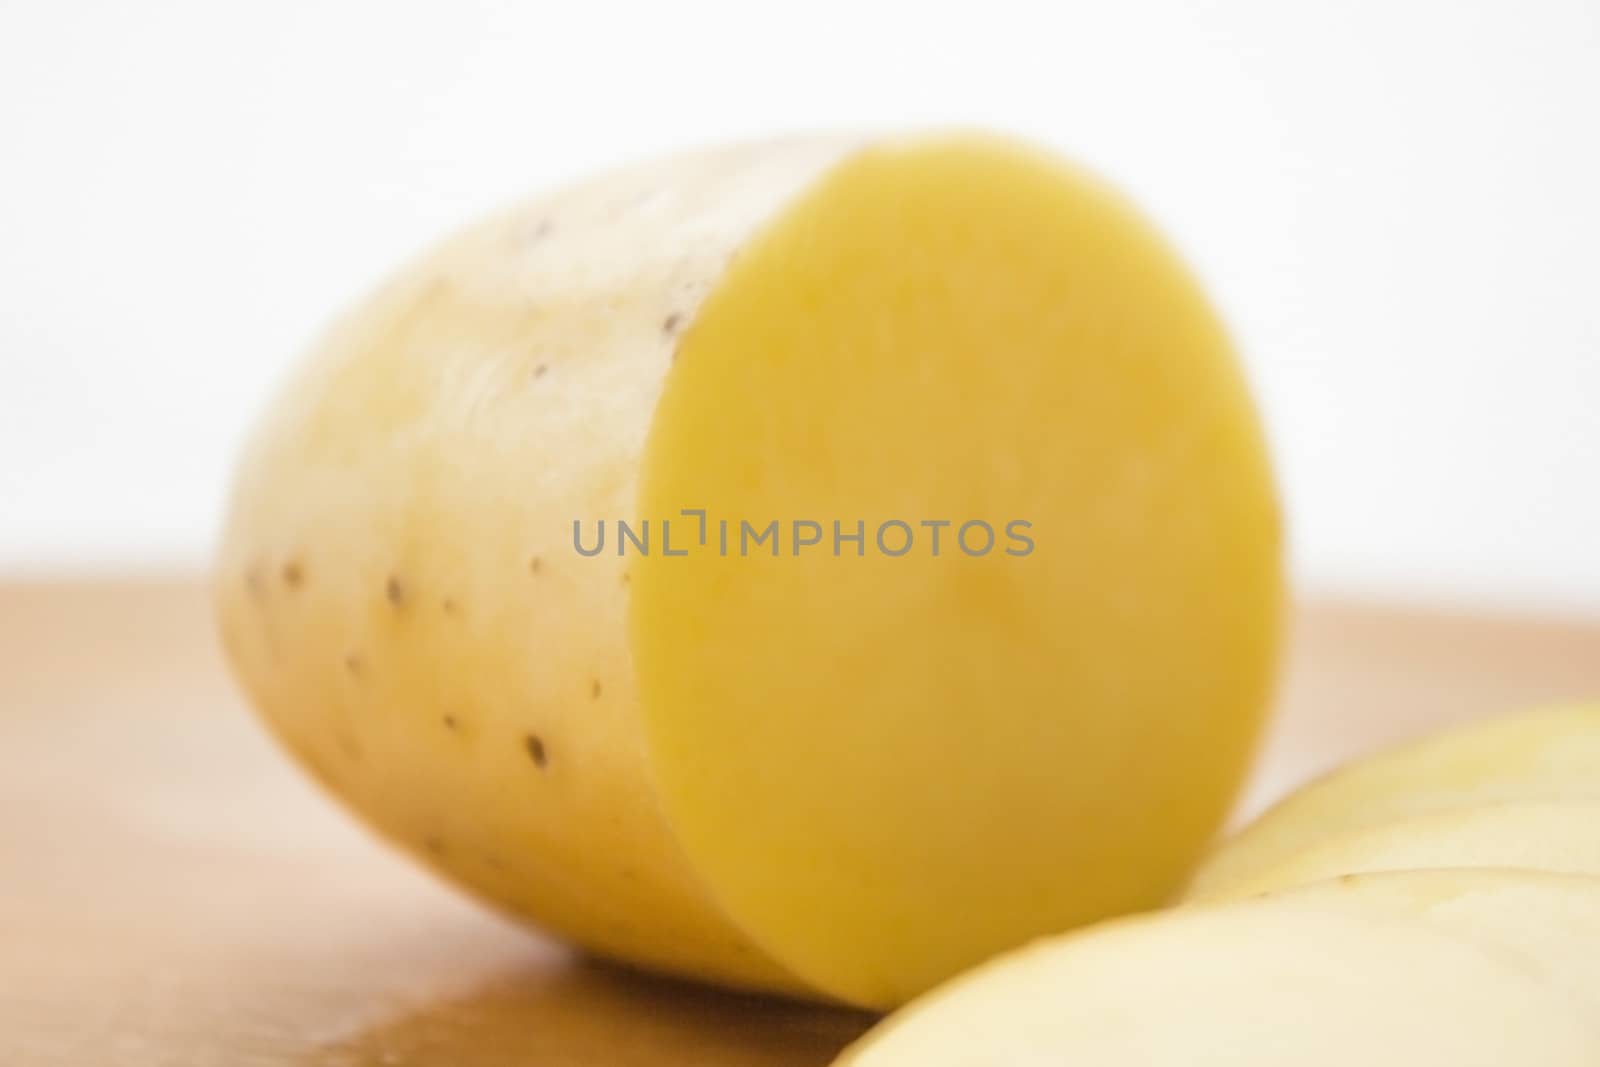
[308,955,875,1067]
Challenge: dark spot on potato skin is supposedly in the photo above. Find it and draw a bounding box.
[386,576,407,607]
[512,217,553,251]
[525,734,548,769]
[423,836,447,857]
[442,597,460,615]
[533,363,548,379]
[620,571,630,586]
[529,556,543,575]
[281,559,306,590]
[662,312,683,336]
[591,679,603,700]
[443,714,459,732]
[343,652,366,677]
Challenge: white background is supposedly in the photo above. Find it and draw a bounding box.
[2,0,1597,612]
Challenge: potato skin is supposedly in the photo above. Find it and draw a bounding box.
[214,138,858,995]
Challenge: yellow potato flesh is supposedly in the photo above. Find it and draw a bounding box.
[1251,870,1600,1011]
[834,904,1600,1066]
[1206,801,1600,900]
[1187,701,1600,901]
[215,133,1282,1008]
[634,138,1281,1006]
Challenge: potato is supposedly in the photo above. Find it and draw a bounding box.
[1187,701,1600,901]
[214,132,1283,1007]
[833,903,1600,1065]
[1199,801,1600,900]
[1251,869,1600,1010]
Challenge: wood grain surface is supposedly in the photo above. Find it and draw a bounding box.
[1,580,1596,1065]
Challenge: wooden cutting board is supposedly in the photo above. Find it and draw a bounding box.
[1,580,1596,1065]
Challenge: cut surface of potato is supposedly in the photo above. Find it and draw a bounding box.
[1188,701,1600,901]
[834,904,1600,1066]
[215,133,1282,1007]
[1209,801,1600,900]
[632,136,1281,1006]
[1252,869,1600,1010]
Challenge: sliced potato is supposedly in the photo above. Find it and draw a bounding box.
[1250,869,1600,1010]
[1188,701,1600,901]
[216,132,1283,1006]
[1208,801,1600,900]
[834,903,1600,1065]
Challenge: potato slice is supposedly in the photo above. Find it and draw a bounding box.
[1207,801,1600,900]
[215,133,1283,1007]
[1188,701,1600,901]
[834,903,1600,1066]
[1251,869,1600,1010]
